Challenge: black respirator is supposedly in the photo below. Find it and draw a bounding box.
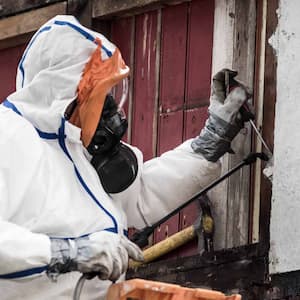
[87,94,138,194]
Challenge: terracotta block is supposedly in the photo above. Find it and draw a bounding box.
[106,279,241,300]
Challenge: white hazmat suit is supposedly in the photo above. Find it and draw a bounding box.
[0,15,224,300]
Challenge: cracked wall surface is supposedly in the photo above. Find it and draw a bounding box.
[269,0,300,274]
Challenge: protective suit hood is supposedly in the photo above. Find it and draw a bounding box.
[7,15,129,146]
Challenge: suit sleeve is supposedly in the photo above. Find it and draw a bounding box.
[113,140,221,229]
[0,170,51,280]
[0,110,51,279]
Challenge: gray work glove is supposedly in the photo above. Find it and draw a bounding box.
[47,231,144,282]
[192,69,252,162]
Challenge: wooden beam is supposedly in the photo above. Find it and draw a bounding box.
[258,0,278,254]
[227,0,256,248]
[0,33,32,50]
[67,0,91,27]
[127,244,268,299]
[92,0,191,19]
[209,0,235,250]
[271,270,300,299]
[0,0,65,18]
[210,0,257,249]
[250,0,268,244]
[0,2,66,42]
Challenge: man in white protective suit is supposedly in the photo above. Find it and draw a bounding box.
[0,15,251,300]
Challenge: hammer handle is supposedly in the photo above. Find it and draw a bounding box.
[129,225,196,269]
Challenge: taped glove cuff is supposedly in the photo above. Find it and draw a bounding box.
[47,238,79,281]
[191,110,245,162]
[208,113,243,141]
[191,125,232,162]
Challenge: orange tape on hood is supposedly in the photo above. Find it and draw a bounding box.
[70,39,129,147]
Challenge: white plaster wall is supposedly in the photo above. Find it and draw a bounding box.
[269,0,300,274]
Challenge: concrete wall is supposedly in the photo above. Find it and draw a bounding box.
[269,0,300,274]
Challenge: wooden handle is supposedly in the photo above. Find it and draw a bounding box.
[129,225,196,269]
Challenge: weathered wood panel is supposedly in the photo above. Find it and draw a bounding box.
[70,0,91,28]
[0,0,65,18]
[209,0,235,250]
[259,0,277,254]
[110,17,135,143]
[157,1,187,153]
[211,0,256,249]
[177,200,200,257]
[184,108,208,140]
[0,2,67,41]
[131,11,159,161]
[177,0,214,256]
[0,45,25,101]
[93,0,191,19]
[158,3,187,113]
[157,111,184,155]
[227,0,256,248]
[250,0,267,244]
[185,0,214,108]
[153,213,180,253]
[154,3,188,248]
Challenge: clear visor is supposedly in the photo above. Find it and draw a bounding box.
[110,78,128,118]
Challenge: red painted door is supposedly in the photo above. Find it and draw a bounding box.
[178,0,214,256]
[111,0,215,257]
[0,45,25,102]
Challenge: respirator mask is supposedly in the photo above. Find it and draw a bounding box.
[87,79,138,194]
